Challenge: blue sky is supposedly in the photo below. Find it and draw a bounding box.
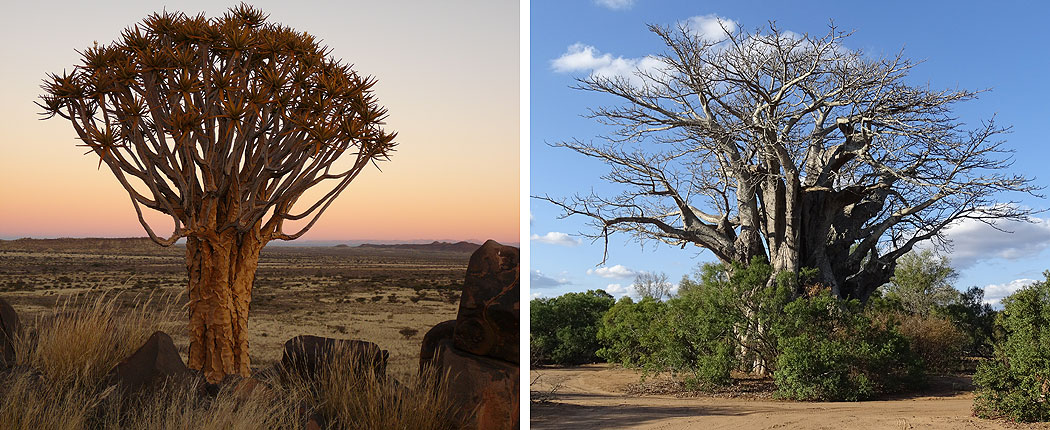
[529,0,1050,306]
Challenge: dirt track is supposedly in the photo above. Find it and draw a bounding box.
[530,364,1050,430]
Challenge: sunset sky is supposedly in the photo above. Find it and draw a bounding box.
[0,1,519,244]
[531,0,1050,306]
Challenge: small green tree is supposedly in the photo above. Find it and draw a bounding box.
[973,273,1050,422]
[941,287,998,357]
[884,250,960,316]
[530,290,615,365]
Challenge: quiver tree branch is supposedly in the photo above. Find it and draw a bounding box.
[39,4,396,382]
[536,21,1040,301]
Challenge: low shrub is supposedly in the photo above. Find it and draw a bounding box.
[597,295,736,389]
[973,273,1050,422]
[774,291,924,401]
[656,295,736,389]
[896,313,968,373]
[597,259,927,400]
[597,259,794,389]
[531,290,615,365]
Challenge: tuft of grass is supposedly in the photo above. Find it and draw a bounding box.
[14,292,178,389]
[277,342,465,430]
[0,371,113,430]
[99,380,301,430]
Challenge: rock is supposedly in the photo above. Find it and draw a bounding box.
[453,240,519,363]
[106,331,191,393]
[419,319,456,374]
[0,297,20,368]
[231,376,268,400]
[434,339,519,430]
[305,412,325,430]
[281,335,388,381]
[416,239,520,429]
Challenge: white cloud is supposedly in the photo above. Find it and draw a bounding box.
[587,264,636,278]
[683,15,737,42]
[531,270,570,288]
[594,0,635,10]
[604,283,630,296]
[941,217,1050,268]
[668,280,681,297]
[551,43,670,86]
[550,15,740,87]
[530,231,581,247]
[982,278,1037,307]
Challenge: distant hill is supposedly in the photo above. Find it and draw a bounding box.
[354,241,481,253]
[0,237,175,255]
[0,237,486,255]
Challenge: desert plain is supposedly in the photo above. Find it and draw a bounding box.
[0,237,477,380]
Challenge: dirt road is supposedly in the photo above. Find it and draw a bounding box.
[530,364,1049,430]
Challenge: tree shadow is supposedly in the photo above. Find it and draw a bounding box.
[876,374,975,401]
[530,392,777,430]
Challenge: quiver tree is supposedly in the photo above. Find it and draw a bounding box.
[539,22,1038,301]
[39,4,396,382]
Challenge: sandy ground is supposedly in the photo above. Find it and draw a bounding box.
[530,364,1050,430]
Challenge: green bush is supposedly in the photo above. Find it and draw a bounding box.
[597,258,805,389]
[657,294,737,389]
[973,273,1050,422]
[595,297,666,368]
[597,260,779,388]
[774,291,924,401]
[530,290,615,365]
[596,259,927,399]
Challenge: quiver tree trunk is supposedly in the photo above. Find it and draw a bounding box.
[186,231,264,383]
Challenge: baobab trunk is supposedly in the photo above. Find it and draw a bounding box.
[186,231,264,383]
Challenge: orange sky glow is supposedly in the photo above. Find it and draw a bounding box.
[0,1,518,244]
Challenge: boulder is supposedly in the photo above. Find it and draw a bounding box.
[433,339,519,430]
[281,335,388,381]
[419,319,456,374]
[453,240,519,363]
[0,297,20,368]
[106,331,191,393]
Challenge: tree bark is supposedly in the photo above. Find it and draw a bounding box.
[186,231,264,383]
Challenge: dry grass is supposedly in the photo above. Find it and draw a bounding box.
[0,371,113,430]
[277,342,464,430]
[0,290,466,430]
[896,313,969,373]
[98,381,301,430]
[13,291,179,388]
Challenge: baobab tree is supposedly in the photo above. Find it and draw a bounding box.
[39,5,396,382]
[540,22,1038,301]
